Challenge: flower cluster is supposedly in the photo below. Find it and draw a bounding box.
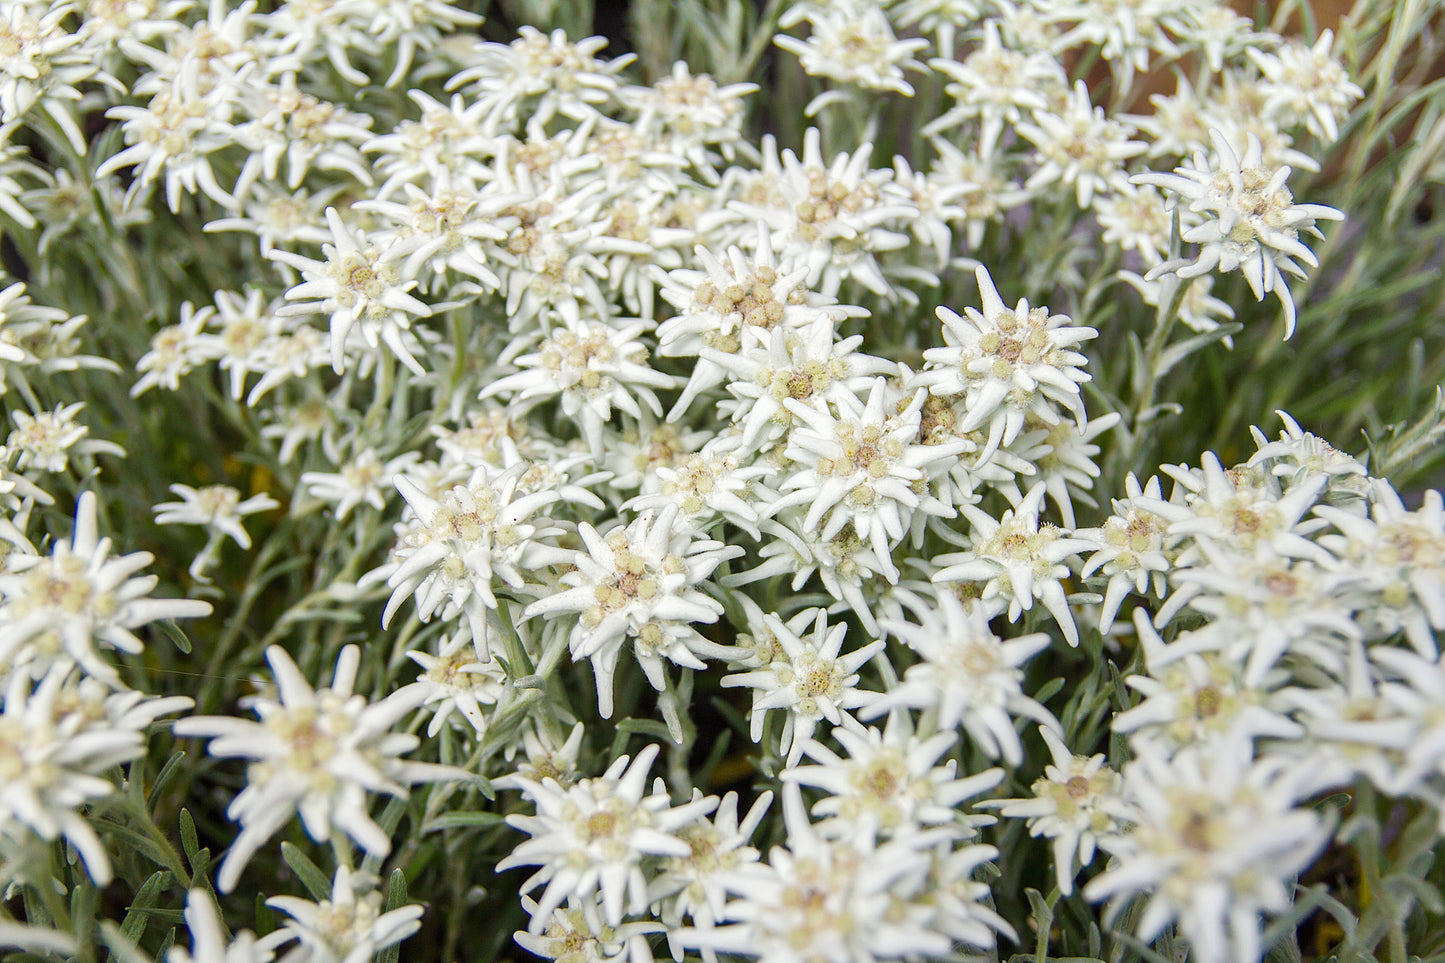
[0,1,1427,962]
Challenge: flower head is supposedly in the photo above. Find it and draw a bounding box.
[523,506,740,717]
[270,207,434,374]
[0,491,211,685]
[499,742,715,930]
[1133,129,1343,337]
[174,644,464,891]
[919,267,1096,458]
[981,727,1127,894]
[0,667,192,884]
[1085,745,1329,963]
[721,606,884,765]
[870,589,1057,764]
[262,866,423,963]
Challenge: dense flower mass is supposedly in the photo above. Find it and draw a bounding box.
[0,1,1436,962]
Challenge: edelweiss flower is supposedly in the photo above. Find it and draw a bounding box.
[655,229,859,419]
[925,21,1067,155]
[1017,80,1145,208]
[723,507,898,634]
[1313,480,1445,656]
[1095,184,1174,266]
[679,786,987,963]
[730,128,916,296]
[7,402,125,474]
[1173,541,1362,684]
[650,789,774,936]
[1133,129,1343,337]
[482,319,677,454]
[204,183,338,258]
[707,322,889,455]
[1047,0,1186,78]
[0,4,102,149]
[263,866,423,963]
[230,75,374,199]
[362,90,493,193]
[932,482,1094,645]
[154,486,248,546]
[1085,745,1329,963]
[1248,410,1369,502]
[153,483,279,581]
[406,629,508,737]
[1247,29,1362,142]
[0,281,69,366]
[888,0,982,57]
[448,27,635,134]
[918,266,1097,459]
[96,67,238,213]
[499,743,715,930]
[1077,474,1173,632]
[720,606,884,765]
[174,645,464,892]
[514,895,663,963]
[1134,451,1330,584]
[499,721,588,791]
[0,667,192,885]
[354,176,519,295]
[1115,611,1304,758]
[784,715,1003,845]
[300,447,421,520]
[623,443,770,538]
[869,589,1058,764]
[779,379,966,581]
[523,506,740,717]
[131,300,218,396]
[270,207,434,374]
[981,727,1127,895]
[774,4,928,105]
[375,463,563,654]
[1277,638,1415,796]
[0,491,211,685]
[627,61,755,170]
[996,409,1118,529]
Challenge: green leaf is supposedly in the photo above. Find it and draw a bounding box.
[69,877,98,963]
[1033,677,1065,705]
[93,820,184,873]
[375,794,410,837]
[610,718,674,753]
[121,871,171,943]
[1026,888,1054,963]
[255,893,275,936]
[155,926,176,963]
[1156,322,1244,378]
[178,809,200,864]
[146,751,187,812]
[99,922,154,963]
[377,870,410,963]
[280,842,333,901]
[387,867,408,908]
[424,811,506,833]
[154,619,192,654]
[116,909,185,926]
[1126,331,1147,397]
[1111,930,1181,963]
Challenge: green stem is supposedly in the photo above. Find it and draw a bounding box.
[726,0,786,85]
[1126,273,1190,463]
